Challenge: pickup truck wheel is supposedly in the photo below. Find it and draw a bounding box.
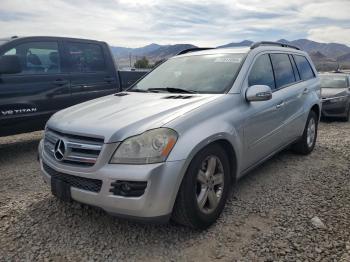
[292,110,318,155]
[172,144,231,229]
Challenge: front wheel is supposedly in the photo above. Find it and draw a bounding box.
[292,110,318,155]
[171,144,231,229]
[342,107,350,122]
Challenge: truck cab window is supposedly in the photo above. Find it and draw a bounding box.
[1,41,61,74]
[66,42,106,73]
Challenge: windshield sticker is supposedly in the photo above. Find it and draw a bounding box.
[174,71,182,77]
[214,57,242,63]
[332,77,346,81]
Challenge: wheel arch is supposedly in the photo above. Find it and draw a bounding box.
[310,104,321,120]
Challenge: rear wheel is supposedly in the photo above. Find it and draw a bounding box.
[172,144,231,229]
[292,110,318,155]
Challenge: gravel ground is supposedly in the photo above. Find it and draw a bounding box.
[0,121,349,261]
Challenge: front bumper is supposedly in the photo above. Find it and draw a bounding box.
[38,140,186,222]
[321,98,349,117]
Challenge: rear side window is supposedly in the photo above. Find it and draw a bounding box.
[66,42,106,73]
[1,41,61,74]
[248,54,275,89]
[270,54,296,88]
[293,55,315,80]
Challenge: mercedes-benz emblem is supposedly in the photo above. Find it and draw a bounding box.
[54,139,66,161]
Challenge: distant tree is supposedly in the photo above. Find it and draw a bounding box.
[134,56,149,69]
[153,59,165,67]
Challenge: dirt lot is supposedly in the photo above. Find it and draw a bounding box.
[0,121,349,261]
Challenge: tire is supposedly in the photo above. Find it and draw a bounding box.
[172,144,231,229]
[342,107,350,122]
[292,110,318,155]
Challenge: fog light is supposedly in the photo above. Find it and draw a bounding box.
[121,182,131,192]
[110,180,147,197]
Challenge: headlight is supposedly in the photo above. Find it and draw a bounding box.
[110,128,178,164]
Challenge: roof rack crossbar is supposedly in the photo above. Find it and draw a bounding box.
[177,47,215,56]
[250,41,300,50]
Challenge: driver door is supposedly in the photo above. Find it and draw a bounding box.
[242,54,286,170]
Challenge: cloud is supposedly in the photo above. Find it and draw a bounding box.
[308,26,350,45]
[0,0,349,47]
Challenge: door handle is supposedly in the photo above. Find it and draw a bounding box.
[104,76,114,83]
[276,101,285,109]
[302,88,309,95]
[53,79,68,86]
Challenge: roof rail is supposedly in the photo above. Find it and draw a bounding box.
[250,41,300,50]
[177,47,215,56]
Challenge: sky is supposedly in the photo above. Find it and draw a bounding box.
[0,0,350,48]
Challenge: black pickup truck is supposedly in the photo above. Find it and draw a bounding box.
[0,36,147,136]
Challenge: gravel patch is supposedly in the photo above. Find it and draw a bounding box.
[0,122,349,261]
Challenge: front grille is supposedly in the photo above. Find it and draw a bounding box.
[44,128,104,167]
[43,163,102,193]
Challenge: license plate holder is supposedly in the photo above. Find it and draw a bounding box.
[51,177,72,202]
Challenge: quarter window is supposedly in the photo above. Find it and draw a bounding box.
[248,54,275,89]
[66,42,106,73]
[293,55,315,80]
[0,41,61,74]
[270,54,296,89]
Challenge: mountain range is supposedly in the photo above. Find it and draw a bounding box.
[112,39,350,71]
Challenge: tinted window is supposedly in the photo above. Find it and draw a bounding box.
[294,55,315,80]
[0,41,61,74]
[270,54,296,88]
[248,54,275,89]
[67,42,106,73]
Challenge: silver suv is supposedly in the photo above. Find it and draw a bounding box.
[38,42,321,229]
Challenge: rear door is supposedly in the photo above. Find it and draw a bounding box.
[64,41,119,105]
[282,54,316,141]
[0,39,71,135]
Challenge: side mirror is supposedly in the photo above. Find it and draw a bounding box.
[246,85,272,102]
[0,55,22,74]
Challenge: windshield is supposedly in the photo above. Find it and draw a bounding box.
[130,53,245,94]
[320,75,348,88]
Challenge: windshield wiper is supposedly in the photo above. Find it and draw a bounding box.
[148,87,197,94]
[127,89,149,93]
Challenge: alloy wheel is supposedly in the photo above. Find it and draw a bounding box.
[196,155,224,214]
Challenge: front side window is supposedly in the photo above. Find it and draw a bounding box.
[270,54,296,89]
[130,53,245,94]
[293,55,315,81]
[67,42,106,73]
[0,41,61,74]
[248,54,275,89]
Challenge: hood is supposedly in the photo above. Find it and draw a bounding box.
[321,88,348,99]
[48,92,222,143]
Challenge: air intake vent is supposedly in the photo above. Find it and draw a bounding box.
[114,92,129,97]
[163,95,194,99]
